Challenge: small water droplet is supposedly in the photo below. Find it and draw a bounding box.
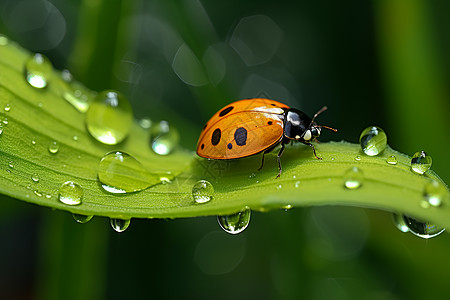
[218,207,251,234]
[58,181,83,205]
[2,118,8,125]
[48,141,60,154]
[4,104,11,112]
[31,140,36,145]
[359,126,387,156]
[61,69,73,82]
[276,184,282,190]
[295,181,301,188]
[31,173,39,182]
[249,173,256,179]
[72,214,93,224]
[62,82,91,113]
[423,180,447,207]
[344,166,363,189]
[98,151,153,194]
[192,180,214,203]
[73,135,79,141]
[24,53,53,89]
[402,215,445,239]
[110,218,131,232]
[411,151,432,174]
[386,155,398,165]
[34,190,42,197]
[0,124,4,135]
[0,34,9,46]
[86,90,133,145]
[8,161,13,168]
[354,155,361,161]
[392,214,409,233]
[150,120,179,155]
[138,117,152,129]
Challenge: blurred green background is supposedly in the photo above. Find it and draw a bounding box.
[1,0,449,299]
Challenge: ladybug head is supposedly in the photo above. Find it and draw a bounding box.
[301,106,337,142]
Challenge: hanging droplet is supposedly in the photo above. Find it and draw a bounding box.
[72,214,93,224]
[343,166,363,189]
[4,104,11,112]
[386,155,398,165]
[85,90,133,145]
[359,126,387,156]
[392,214,409,233]
[192,180,214,203]
[402,215,445,239]
[150,120,179,155]
[423,180,447,207]
[31,173,39,182]
[24,53,53,89]
[58,181,83,205]
[410,151,432,174]
[48,141,60,154]
[217,207,251,234]
[138,117,152,129]
[98,151,154,194]
[110,218,131,232]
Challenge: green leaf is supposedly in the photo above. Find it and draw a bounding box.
[0,38,449,230]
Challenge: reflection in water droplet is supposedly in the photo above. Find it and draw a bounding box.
[48,141,60,154]
[423,180,447,207]
[402,215,445,239]
[354,155,361,161]
[392,213,409,233]
[411,151,432,174]
[386,155,397,165]
[110,218,131,232]
[31,140,36,145]
[73,214,93,224]
[31,173,39,182]
[344,167,363,189]
[86,90,133,145]
[4,104,11,112]
[24,53,53,89]
[218,207,251,234]
[98,151,153,194]
[359,126,387,156]
[192,180,214,203]
[58,181,83,205]
[150,120,179,155]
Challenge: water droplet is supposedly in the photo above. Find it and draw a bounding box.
[295,181,301,188]
[354,155,361,161]
[85,90,133,145]
[8,161,13,168]
[72,214,93,224]
[58,181,83,205]
[192,180,214,203]
[0,34,9,46]
[31,140,36,145]
[386,155,398,165]
[150,120,179,155]
[34,190,42,197]
[61,69,73,82]
[110,218,131,232]
[402,215,445,239]
[249,173,256,179]
[48,141,60,154]
[31,173,39,182]
[72,135,79,141]
[423,180,447,207]
[62,80,92,113]
[4,104,11,112]
[344,166,363,189]
[359,126,387,156]
[24,53,53,89]
[411,151,432,174]
[392,214,409,233]
[2,118,8,125]
[276,184,283,190]
[218,207,251,234]
[0,124,4,135]
[98,151,153,194]
[138,117,152,129]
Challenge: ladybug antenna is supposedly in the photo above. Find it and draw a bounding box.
[311,106,338,132]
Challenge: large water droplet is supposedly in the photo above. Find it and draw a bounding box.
[150,120,179,155]
[192,180,214,203]
[58,181,83,205]
[98,151,153,194]
[343,167,363,189]
[423,180,447,207]
[410,151,432,174]
[110,218,131,232]
[392,214,409,233]
[85,90,133,145]
[72,214,93,224]
[48,141,60,154]
[386,155,398,165]
[24,53,53,89]
[218,207,251,234]
[359,126,387,156]
[402,215,445,239]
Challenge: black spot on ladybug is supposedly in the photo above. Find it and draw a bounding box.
[201,144,205,150]
[267,121,273,125]
[270,103,276,106]
[219,106,234,117]
[227,143,232,150]
[234,127,247,146]
[211,128,221,146]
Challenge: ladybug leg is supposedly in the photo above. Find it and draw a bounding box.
[308,143,322,160]
[258,153,265,171]
[276,143,286,178]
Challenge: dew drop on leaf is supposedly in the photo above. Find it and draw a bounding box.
[31,173,39,182]
[24,53,53,89]
[72,214,93,224]
[192,180,214,203]
[359,126,387,156]
[410,151,432,174]
[48,141,60,154]
[85,90,133,145]
[343,166,363,189]
[423,179,447,207]
[58,181,83,206]
[150,120,179,155]
[218,207,251,234]
[392,213,409,233]
[110,218,131,232]
[4,104,10,112]
[386,155,397,165]
[402,215,445,239]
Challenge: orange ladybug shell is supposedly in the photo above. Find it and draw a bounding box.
[197,98,290,159]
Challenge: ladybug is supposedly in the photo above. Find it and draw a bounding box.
[196,98,337,177]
